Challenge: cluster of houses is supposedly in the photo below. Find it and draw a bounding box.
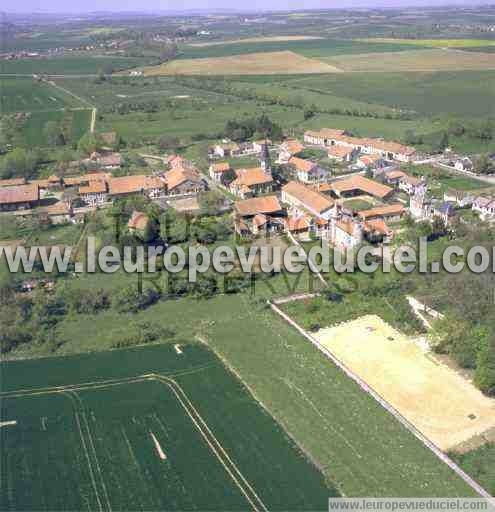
[0,153,207,225]
[224,127,491,249]
[3,123,491,252]
[209,142,274,199]
[209,139,272,159]
[233,173,406,249]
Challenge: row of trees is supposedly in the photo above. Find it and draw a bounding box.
[0,147,43,179]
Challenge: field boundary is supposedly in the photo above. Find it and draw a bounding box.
[2,372,267,512]
[269,301,495,501]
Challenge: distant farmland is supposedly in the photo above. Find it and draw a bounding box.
[0,55,148,75]
[142,51,342,76]
[0,344,334,511]
[357,38,495,49]
[177,38,428,60]
[325,49,495,72]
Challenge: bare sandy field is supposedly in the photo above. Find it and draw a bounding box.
[142,51,342,76]
[325,49,495,72]
[313,315,495,451]
[188,35,324,47]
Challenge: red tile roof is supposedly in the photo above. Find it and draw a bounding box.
[288,156,316,173]
[331,175,393,199]
[128,211,149,231]
[358,203,404,220]
[234,195,282,217]
[165,167,201,191]
[0,184,39,205]
[328,146,355,158]
[0,177,26,188]
[231,168,273,188]
[108,175,165,195]
[282,181,334,215]
[210,162,231,173]
[79,181,107,194]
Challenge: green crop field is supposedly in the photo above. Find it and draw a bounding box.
[178,39,427,60]
[280,71,495,118]
[0,55,149,76]
[0,77,83,113]
[0,344,334,511]
[3,269,477,498]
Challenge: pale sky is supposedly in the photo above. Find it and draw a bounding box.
[2,0,487,14]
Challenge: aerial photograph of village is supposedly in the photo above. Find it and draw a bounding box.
[0,0,495,510]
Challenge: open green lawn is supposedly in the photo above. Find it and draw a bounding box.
[0,344,333,511]
[342,198,376,211]
[0,77,83,113]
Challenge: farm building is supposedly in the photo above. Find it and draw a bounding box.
[444,189,474,208]
[0,177,26,188]
[209,162,232,183]
[454,157,474,172]
[79,180,108,207]
[357,203,405,222]
[128,211,150,236]
[278,139,305,163]
[0,184,39,212]
[472,196,495,219]
[234,195,284,235]
[304,128,416,163]
[229,167,273,199]
[330,175,393,200]
[304,129,345,146]
[281,181,334,221]
[327,145,359,163]
[234,195,283,218]
[288,156,330,184]
[108,175,167,200]
[398,174,423,195]
[165,168,205,196]
[213,142,241,158]
[357,155,387,171]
